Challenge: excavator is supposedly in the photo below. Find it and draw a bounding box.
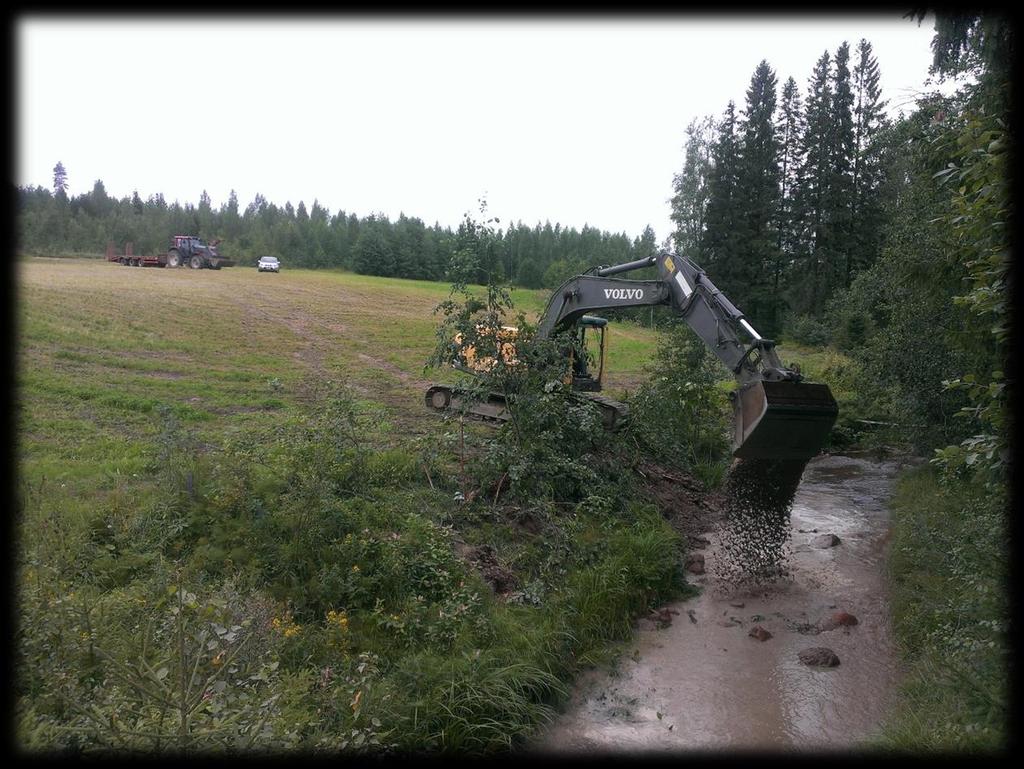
[425,250,838,462]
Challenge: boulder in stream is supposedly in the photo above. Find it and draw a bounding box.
[819,611,859,631]
[798,647,841,667]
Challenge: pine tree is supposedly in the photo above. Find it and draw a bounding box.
[52,161,68,201]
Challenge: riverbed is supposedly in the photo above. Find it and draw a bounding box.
[532,453,908,754]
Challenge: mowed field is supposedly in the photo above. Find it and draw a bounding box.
[17,257,661,511]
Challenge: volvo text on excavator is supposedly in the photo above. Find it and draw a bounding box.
[425,250,838,462]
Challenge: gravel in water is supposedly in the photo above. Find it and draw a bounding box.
[713,458,808,591]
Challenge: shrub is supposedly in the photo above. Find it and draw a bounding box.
[627,320,730,481]
[783,313,832,346]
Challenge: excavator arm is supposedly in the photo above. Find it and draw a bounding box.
[539,251,838,460]
[541,252,784,384]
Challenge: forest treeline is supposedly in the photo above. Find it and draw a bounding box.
[16,178,657,290]
[670,21,1009,469]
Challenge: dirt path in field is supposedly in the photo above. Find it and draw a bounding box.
[532,454,909,754]
[226,283,435,426]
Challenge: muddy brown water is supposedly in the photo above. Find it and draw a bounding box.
[532,454,908,754]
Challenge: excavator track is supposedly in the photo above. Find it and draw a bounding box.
[577,391,630,429]
[424,385,629,429]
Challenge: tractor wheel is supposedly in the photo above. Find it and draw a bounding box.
[167,249,182,268]
[119,257,127,265]
[190,255,203,270]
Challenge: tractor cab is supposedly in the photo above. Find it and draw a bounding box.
[172,235,217,256]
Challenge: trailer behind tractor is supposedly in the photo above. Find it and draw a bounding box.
[106,236,235,270]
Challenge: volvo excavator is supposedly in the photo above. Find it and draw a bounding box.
[425,250,838,462]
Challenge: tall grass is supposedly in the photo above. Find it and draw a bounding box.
[879,465,1009,752]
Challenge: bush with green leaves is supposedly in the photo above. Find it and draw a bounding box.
[627,319,731,486]
[782,313,832,347]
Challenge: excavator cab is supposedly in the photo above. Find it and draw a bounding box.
[568,315,607,393]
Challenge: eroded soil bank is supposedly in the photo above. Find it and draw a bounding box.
[532,453,909,754]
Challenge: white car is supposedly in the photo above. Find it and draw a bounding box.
[257,256,280,273]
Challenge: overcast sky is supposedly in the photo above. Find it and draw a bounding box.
[17,14,947,242]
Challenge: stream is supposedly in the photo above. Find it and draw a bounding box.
[532,453,909,754]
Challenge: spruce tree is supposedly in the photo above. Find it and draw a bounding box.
[850,38,888,280]
[736,60,781,332]
[699,101,742,296]
[827,41,857,294]
[793,51,833,316]
[774,75,805,313]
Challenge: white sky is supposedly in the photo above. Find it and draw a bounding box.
[17,14,946,242]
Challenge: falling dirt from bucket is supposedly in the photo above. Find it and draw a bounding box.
[712,457,808,591]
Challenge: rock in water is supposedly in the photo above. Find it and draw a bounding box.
[685,552,706,575]
[819,611,859,631]
[748,625,773,642]
[812,533,841,548]
[798,647,841,667]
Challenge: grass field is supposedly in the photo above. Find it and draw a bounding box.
[18,258,661,487]
[17,257,854,501]
[15,257,692,753]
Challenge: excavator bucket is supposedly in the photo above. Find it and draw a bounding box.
[732,379,839,461]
